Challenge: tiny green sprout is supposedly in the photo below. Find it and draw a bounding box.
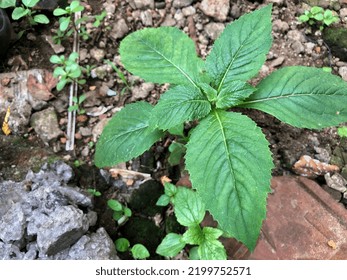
[93,11,107,28]
[73,159,82,167]
[338,126,347,138]
[87,188,101,197]
[115,238,150,259]
[104,59,131,94]
[10,0,49,26]
[299,6,339,30]
[107,199,132,226]
[69,94,87,115]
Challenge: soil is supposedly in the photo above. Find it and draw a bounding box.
[1,0,347,259]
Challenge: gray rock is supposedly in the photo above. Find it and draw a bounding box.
[79,127,92,136]
[90,48,106,62]
[131,82,155,101]
[265,0,285,5]
[140,10,153,26]
[67,228,119,260]
[0,203,25,242]
[199,0,230,22]
[0,161,117,259]
[204,22,225,40]
[287,30,306,43]
[290,41,305,54]
[182,6,196,16]
[230,4,241,19]
[161,15,177,26]
[323,27,347,61]
[269,56,285,68]
[30,107,63,144]
[272,19,290,33]
[0,242,24,260]
[110,18,129,40]
[35,205,90,255]
[92,118,110,142]
[90,64,112,79]
[339,66,347,81]
[127,0,154,9]
[172,0,194,8]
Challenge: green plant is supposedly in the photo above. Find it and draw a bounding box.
[95,5,347,251]
[69,94,86,115]
[115,238,150,259]
[299,6,339,30]
[87,188,101,197]
[53,1,89,42]
[93,11,107,28]
[104,59,131,95]
[156,182,227,260]
[50,52,86,91]
[107,199,132,226]
[0,0,49,25]
[338,126,347,138]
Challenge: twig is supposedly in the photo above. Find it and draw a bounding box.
[65,11,81,151]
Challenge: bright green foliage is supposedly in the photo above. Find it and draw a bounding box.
[185,111,272,249]
[299,6,339,30]
[156,187,227,260]
[9,0,49,25]
[338,126,347,138]
[115,238,150,259]
[119,27,204,87]
[95,5,347,252]
[69,94,86,115]
[93,11,107,27]
[87,188,101,197]
[168,141,186,166]
[240,66,347,129]
[107,199,132,226]
[95,102,164,167]
[131,244,150,260]
[50,52,86,91]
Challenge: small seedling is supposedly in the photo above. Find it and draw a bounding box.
[338,126,347,138]
[156,183,227,260]
[69,94,86,115]
[50,52,86,91]
[53,1,89,41]
[0,0,49,25]
[107,199,132,226]
[93,11,107,28]
[115,238,150,260]
[105,59,131,95]
[299,6,339,30]
[95,5,347,252]
[87,188,101,197]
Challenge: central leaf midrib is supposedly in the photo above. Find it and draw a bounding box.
[213,110,240,206]
[136,35,199,89]
[241,91,340,105]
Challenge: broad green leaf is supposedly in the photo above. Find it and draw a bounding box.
[123,207,132,217]
[189,246,200,260]
[53,8,68,16]
[156,194,170,206]
[115,238,130,252]
[12,7,29,20]
[338,127,347,138]
[70,0,84,12]
[240,66,347,129]
[107,199,123,211]
[185,111,273,250]
[95,102,164,167]
[164,182,177,197]
[0,0,16,8]
[168,123,185,137]
[131,244,150,259]
[151,86,211,130]
[202,227,224,241]
[174,187,205,227]
[216,80,255,109]
[182,224,204,245]
[56,79,67,91]
[59,17,70,31]
[50,55,62,64]
[205,5,272,92]
[156,233,186,257]
[198,239,227,260]
[120,27,203,88]
[34,14,49,24]
[168,141,186,166]
[23,0,39,8]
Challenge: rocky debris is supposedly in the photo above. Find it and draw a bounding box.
[110,18,129,40]
[0,161,118,260]
[293,155,340,177]
[126,0,154,10]
[204,22,225,40]
[130,82,155,101]
[199,0,230,22]
[172,0,194,8]
[30,107,63,144]
[339,66,347,81]
[323,27,347,61]
[325,173,347,193]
